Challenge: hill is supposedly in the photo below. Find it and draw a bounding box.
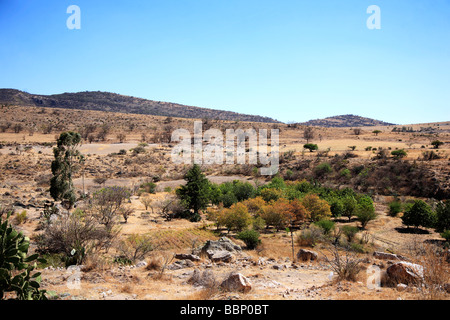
[0,89,280,123]
[298,114,396,128]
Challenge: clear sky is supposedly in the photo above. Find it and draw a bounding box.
[1,0,449,124]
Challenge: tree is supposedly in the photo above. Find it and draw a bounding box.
[176,164,211,221]
[341,196,358,221]
[391,149,407,159]
[217,203,252,232]
[353,128,361,136]
[303,126,315,143]
[303,143,318,152]
[434,200,450,233]
[301,193,332,222]
[355,196,376,229]
[92,186,131,232]
[372,130,382,136]
[50,131,82,210]
[401,200,435,231]
[236,229,261,249]
[431,140,444,149]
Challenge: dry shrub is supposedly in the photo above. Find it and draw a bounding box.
[187,269,220,300]
[321,244,364,282]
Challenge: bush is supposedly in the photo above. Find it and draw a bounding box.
[329,198,345,217]
[314,162,332,177]
[14,210,28,225]
[342,225,359,242]
[441,230,450,242]
[117,233,154,263]
[140,182,156,194]
[388,200,402,217]
[314,219,335,235]
[431,140,444,149]
[217,203,252,232]
[296,225,324,247]
[303,143,318,152]
[236,229,261,249]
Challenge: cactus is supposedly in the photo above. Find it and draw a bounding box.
[0,213,48,300]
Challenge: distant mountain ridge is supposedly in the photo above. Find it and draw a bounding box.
[298,114,396,128]
[0,89,280,123]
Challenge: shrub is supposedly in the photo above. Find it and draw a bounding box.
[314,162,332,177]
[14,210,28,225]
[303,143,318,152]
[329,198,345,217]
[140,182,156,194]
[296,225,324,247]
[341,225,359,242]
[117,234,154,263]
[314,219,335,235]
[339,168,351,178]
[388,200,402,217]
[441,230,450,242]
[260,188,283,203]
[236,229,261,249]
[341,196,358,221]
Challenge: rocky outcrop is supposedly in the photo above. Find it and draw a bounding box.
[194,237,242,263]
[373,251,407,261]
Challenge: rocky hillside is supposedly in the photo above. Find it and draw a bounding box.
[0,89,280,123]
[298,114,395,127]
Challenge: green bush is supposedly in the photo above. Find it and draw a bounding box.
[342,225,359,242]
[401,200,435,230]
[314,162,332,177]
[441,230,450,242]
[236,229,261,249]
[140,182,156,194]
[388,200,402,217]
[391,149,407,159]
[303,143,318,152]
[435,200,450,233]
[314,219,335,235]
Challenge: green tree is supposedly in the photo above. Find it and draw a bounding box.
[176,164,211,221]
[401,200,435,231]
[431,140,444,149]
[50,132,82,209]
[435,200,450,233]
[355,196,377,229]
[391,149,407,159]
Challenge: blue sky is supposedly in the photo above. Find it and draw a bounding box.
[0,0,449,124]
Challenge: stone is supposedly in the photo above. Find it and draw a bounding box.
[135,261,147,268]
[220,273,252,293]
[387,261,423,284]
[373,251,407,261]
[175,253,201,262]
[209,250,234,263]
[297,249,318,262]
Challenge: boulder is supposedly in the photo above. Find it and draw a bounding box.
[175,253,201,262]
[167,259,195,270]
[208,250,234,263]
[297,249,318,261]
[220,273,252,293]
[386,261,423,284]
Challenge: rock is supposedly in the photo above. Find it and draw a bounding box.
[135,261,147,268]
[297,249,318,262]
[373,251,407,261]
[387,261,423,284]
[175,253,201,262]
[187,269,216,287]
[209,250,234,263]
[167,259,195,270]
[195,237,241,257]
[397,283,408,291]
[220,273,252,293]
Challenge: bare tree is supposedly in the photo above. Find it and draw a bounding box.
[303,126,315,143]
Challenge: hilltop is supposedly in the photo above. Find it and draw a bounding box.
[0,89,280,123]
[298,114,396,128]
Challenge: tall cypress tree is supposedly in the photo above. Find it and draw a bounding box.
[50,131,82,209]
[176,164,211,221]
